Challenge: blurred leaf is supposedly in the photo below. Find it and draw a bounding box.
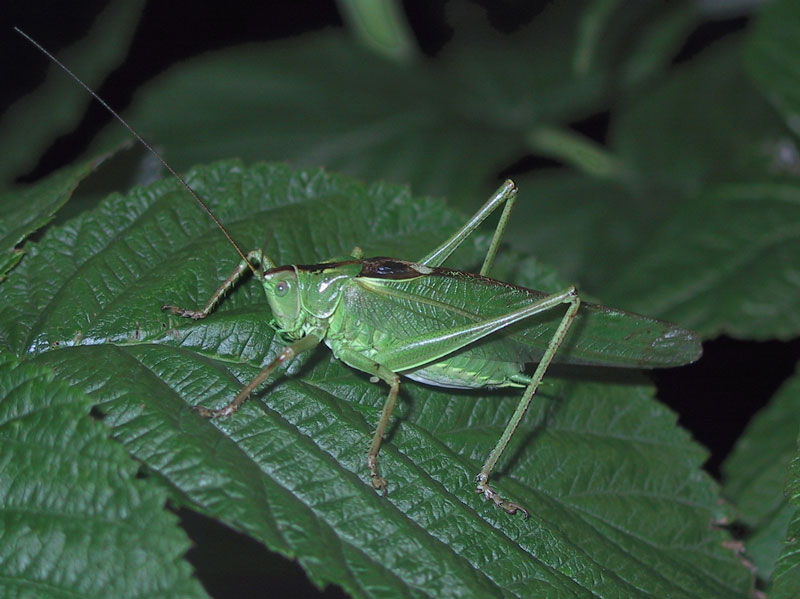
[526,126,631,181]
[722,363,800,579]
[0,161,754,597]
[521,36,793,308]
[618,4,699,91]
[2,0,144,186]
[573,0,700,92]
[745,0,800,137]
[337,0,418,63]
[574,0,624,75]
[602,182,800,339]
[502,170,643,291]
[696,0,763,18]
[0,356,206,599]
[0,153,108,279]
[610,38,789,198]
[89,3,613,208]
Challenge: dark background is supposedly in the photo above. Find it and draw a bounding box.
[6,2,799,597]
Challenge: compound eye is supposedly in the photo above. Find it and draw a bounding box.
[275,280,290,297]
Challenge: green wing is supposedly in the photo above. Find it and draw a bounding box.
[351,268,701,369]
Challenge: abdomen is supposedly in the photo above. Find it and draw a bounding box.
[400,354,528,389]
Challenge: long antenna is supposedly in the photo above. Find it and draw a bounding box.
[14,26,258,275]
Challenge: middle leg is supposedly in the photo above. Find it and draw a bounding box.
[335,347,401,495]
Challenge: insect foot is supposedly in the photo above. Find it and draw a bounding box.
[367,454,389,496]
[475,473,529,518]
[192,404,237,419]
[161,304,207,320]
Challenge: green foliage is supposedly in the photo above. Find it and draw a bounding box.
[87,3,615,207]
[0,356,205,598]
[722,365,800,579]
[0,154,106,280]
[1,0,144,187]
[3,0,800,596]
[1,162,751,597]
[745,0,800,136]
[771,455,800,598]
[602,182,800,339]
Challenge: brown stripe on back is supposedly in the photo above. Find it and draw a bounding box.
[358,257,429,280]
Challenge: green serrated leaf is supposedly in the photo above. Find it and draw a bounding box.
[770,427,800,598]
[0,250,23,282]
[0,161,754,597]
[0,161,473,355]
[0,153,107,255]
[722,362,800,579]
[0,356,206,599]
[772,510,800,598]
[602,182,800,339]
